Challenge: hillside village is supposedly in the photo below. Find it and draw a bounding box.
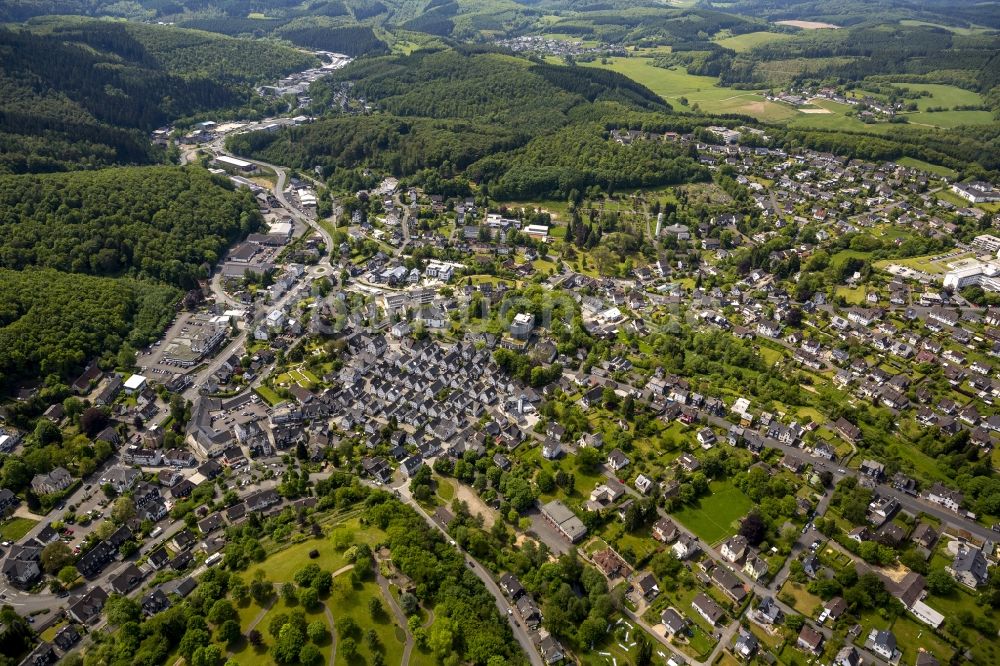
[4,116,1000,666]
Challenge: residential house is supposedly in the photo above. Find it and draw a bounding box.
[947,545,990,588]
[711,566,748,602]
[835,646,862,666]
[753,596,783,625]
[691,593,725,626]
[925,483,963,512]
[865,629,900,662]
[607,448,630,472]
[652,518,679,543]
[860,458,886,481]
[673,534,700,560]
[743,554,769,581]
[538,630,564,665]
[53,624,81,653]
[499,573,525,600]
[733,630,759,660]
[720,535,748,563]
[30,467,73,495]
[797,625,824,654]
[68,586,109,624]
[142,588,171,616]
[109,563,145,595]
[660,607,687,636]
[634,572,660,600]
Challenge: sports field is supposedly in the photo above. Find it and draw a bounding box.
[671,479,753,544]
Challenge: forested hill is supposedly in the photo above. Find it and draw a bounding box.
[0,166,262,289]
[0,20,315,173]
[0,269,179,393]
[322,46,668,131]
[229,47,708,199]
[228,47,669,175]
[0,165,261,393]
[699,0,1000,29]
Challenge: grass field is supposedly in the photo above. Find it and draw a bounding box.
[254,385,283,406]
[249,516,384,583]
[671,479,753,544]
[581,57,796,121]
[893,83,982,110]
[713,31,794,52]
[0,517,37,541]
[780,581,823,615]
[873,253,956,275]
[330,579,406,666]
[896,157,958,180]
[834,286,867,305]
[936,189,973,208]
[908,108,995,128]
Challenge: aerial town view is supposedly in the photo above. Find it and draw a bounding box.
[2,1,1000,665]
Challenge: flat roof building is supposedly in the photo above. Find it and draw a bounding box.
[540,500,587,543]
[213,155,258,174]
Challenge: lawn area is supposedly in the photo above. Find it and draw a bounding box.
[502,199,573,222]
[581,57,796,121]
[680,617,719,660]
[329,579,406,666]
[254,385,284,406]
[891,82,982,110]
[0,517,37,541]
[895,157,958,180]
[779,581,822,615]
[436,476,456,502]
[936,188,973,208]
[834,286,867,305]
[713,30,794,52]
[758,345,784,365]
[580,617,671,666]
[242,595,333,664]
[922,588,995,662]
[671,479,753,544]
[887,614,955,665]
[908,108,995,128]
[831,249,871,263]
[248,516,384,583]
[601,522,659,563]
[873,254,952,275]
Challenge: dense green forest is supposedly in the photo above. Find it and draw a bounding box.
[701,0,1000,29]
[230,46,681,195]
[273,22,389,55]
[227,114,524,174]
[469,123,710,199]
[0,19,314,173]
[537,7,763,46]
[712,23,1000,93]
[0,166,260,391]
[0,268,179,391]
[320,47,667,131]
[0,166,262,288]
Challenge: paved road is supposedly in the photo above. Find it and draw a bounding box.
[391,482,543,666]
[377,570,414,665]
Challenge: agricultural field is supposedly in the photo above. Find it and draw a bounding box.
[712,30,794,52]
[581,58,797,121]
[671,479,753,544]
